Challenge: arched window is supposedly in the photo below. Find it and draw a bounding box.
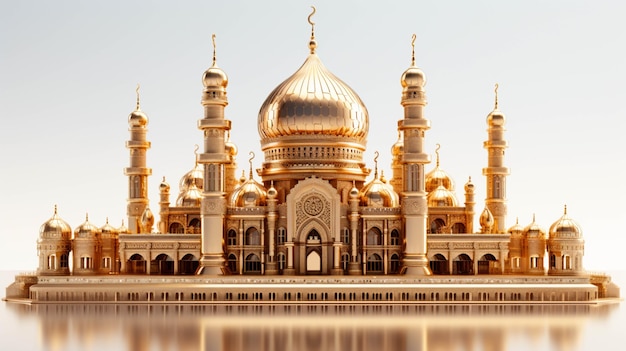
[550,254,557,269]
[307,230,321,242]
[227,229,237,246]
[80,256,92,269]
[453,254,473,275]
[429,218,446,234]
[277,227,287,244]
[390,254,400,274]
[188,218,201,234]
[47,255,56,270]
[277,253,286,271]
[228,254,238,274]
[563,255,571,270]
[245,254,261,274]
[169,222,184,234]
[341,253,350,272]
[366,228,382,246]
[390,229,400,246]
[341,228,350,244]
[367,254,383,273]
[478,254,497,274]
[451,223,466,234]
[246,227,260,245]
[430,253,449,275]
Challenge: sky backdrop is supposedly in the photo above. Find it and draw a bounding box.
[1,0,625,271]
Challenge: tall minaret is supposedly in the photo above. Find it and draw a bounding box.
[399,35,431,275]
[482,84,509,233]
[124,85,152,234]
[196,34,231,275]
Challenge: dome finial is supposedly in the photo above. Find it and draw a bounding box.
[373,151,379,179]
[248,151,255,179]
[211,33,217,66]
[411,34,416,66]
[193,144,199,166]
[308,6,317,53]
[494,83,499,110]
[435,143,441,167]
[564,204,567,215]
[53,204,58,215]
[135,84,141,111]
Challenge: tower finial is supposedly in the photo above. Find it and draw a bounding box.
[308,6,317,53]
[373,151,379,179]
[435,143,441,167]
[53,204,58,215]
[211,33,217,65]
[494,83,499,109]
[193,144,200,166]
[411,34,416,66]
[135,84,141,110]
[564,204,568,215]
[248,151,255,179]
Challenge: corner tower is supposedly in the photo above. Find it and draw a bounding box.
[124,86,152,233]
[482,84,510,233]
[399,35,431,275]
[196,34,231,275]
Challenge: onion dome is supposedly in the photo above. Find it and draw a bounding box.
[401,34,426,91]
[230,153,267,207]
[507,218,524,238]
[140,207,154,233]
[479,207,495,233]
[128,84,148,127]
[224,131,238,158]
[39,205,72,240]
[487,83,505,127]
[100,218,119,239]
[267,182,278,200]
[179,163,204,192]
[427,185,458,207]
[257,9,369,181]
[118,220,129,234]
[74,214,100,240]
[425,144,454,193]
[464,176,474,194]
[523,214,546,239]
[391,131,403,157]
[203,35,228,89]
[159,177,170,193]
[360,171,399,207]
[549,205,582,239]
[176,182,202,207]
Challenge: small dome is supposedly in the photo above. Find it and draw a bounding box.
[349,183,359,199]
[487,109,505,127]
[479,207,495,232]
[507,218,524,237]
[549,206,582,239]
[176,182,202,207]
[464,177,474,193]
[179,163,204,192]
[159,177,170,192]
[391,133,403,157]
[118,220,129,234]
[140,207,154,233]
[225,139,238,158]
[524,216,546,239]
[428,185,458,207]
[230,177,267,207]
[359,174,399,207]
[74,214,100,240]
[426,167,455,193]
[401,65,426,89]
[39,206,72,240]
[267,183,278,199]
[128,109,148,127]
[203,64,228,88]
[100,218,119,239]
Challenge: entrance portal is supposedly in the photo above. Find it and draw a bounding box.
[306,230,322,274]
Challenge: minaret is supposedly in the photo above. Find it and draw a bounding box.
[124,85,152,234]
[399,35,431,275]
[196,34,231,275]
[482,84,510,233]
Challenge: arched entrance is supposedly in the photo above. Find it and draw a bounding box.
[151,253,174,275]
[305,230,322,274]
[453,254,473,275]
[430,253,449,275]
[478,253,497,274]
[179,254,198,275]
[127,253,146,274]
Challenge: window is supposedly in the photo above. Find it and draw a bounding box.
[550,255,556,269]
[390,229,400,246]
[277,253,286,271]
[563,255,572,270]
[277,227,287,244]
[530,256,539,269]
[227,229,237,246]
[80,256,92,269]
[341,228,350,244]
[228,254,237,273]
[245,254,261,274]
[47,255,56,270]
[367,254,383,273]
[341,253,350,271]
[366,228,382,246]
[390,254,400,273]
[169,222,184,234]
[188,218,201,234]
[246,227,260,245]
[102,257,111,269]
[60,254,69,268]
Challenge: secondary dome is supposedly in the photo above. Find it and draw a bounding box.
[427,185,458,207]
[74,215,100,240]
[39,206,72,240]
[549,206,582,239]
[230,177,267,207]
[359,172,399,207]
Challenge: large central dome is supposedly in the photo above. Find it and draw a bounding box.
[257,36,370,181]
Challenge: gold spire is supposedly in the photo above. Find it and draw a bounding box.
[211,33,217,65]
[248,151,255,179]
[308,6,317,53]
[135,84,141,111]
[411,34,416,66]
[435,143,441,167]
[193,144,199,166]
[494,83,499,110]
[564,204,568,215]
[373,151,379,179]
[53,204,58,215]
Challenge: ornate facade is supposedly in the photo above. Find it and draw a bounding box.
[35,11,588,280]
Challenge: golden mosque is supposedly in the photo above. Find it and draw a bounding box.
[5,9,620,304]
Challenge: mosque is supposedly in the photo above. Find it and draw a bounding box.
[5,9,619,304]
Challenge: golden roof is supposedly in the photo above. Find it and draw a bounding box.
[177,182,202,207]
[100,218,119,239]
[128,84,148,127]
[230,152,267,207]
[425,144,454,193]
[479,207,495,232]
[524,214,546,239]
[507,218,524,237]
[549,205,582,239]
[39,205,72,241]
[202,34,228,90]
[74,214,100,240]
[360,171,399,207]
[486,83,505,127]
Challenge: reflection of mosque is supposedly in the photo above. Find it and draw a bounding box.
[7,303,617,351]
[6,9,619,304]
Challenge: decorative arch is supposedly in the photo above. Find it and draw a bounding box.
[430,218,446,234]
[478,253,497,274]
[188,218,201,233]
[245,227,260,245]
[366,227,383,246]
[430,253,449,275]
[390,253,400,274]
[227,229,237,246]
[453,253,473,275]
[169,222,184,234]
[227,253,238,274]
[367,253,383,274]
[390,229,400,246]
[244,253,261,274]
[451,222,466,234]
